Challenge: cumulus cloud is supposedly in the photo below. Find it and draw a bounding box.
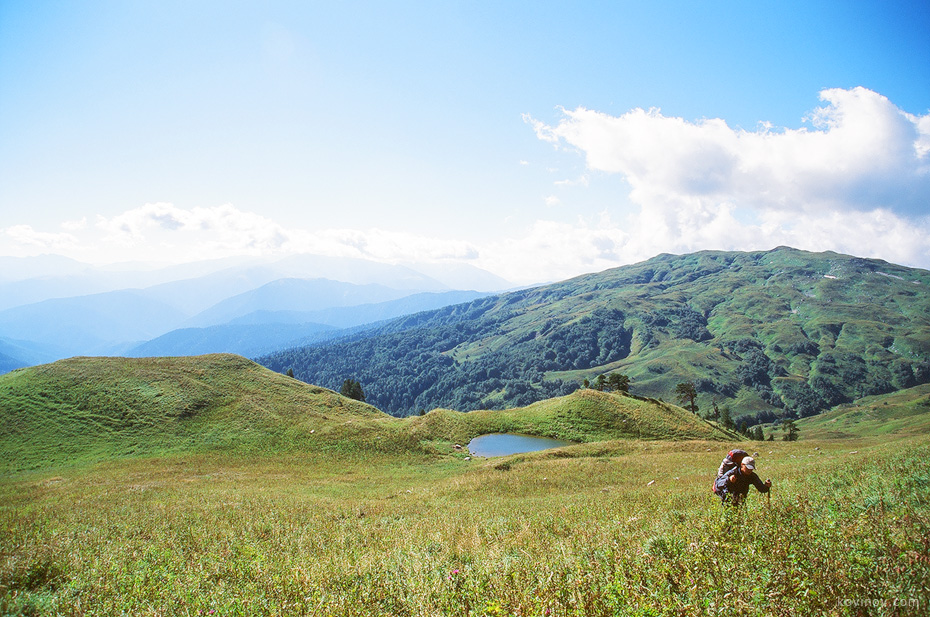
[9,201,605,283]
[527,87,930,269]
[78,203,480,266]
[94,203,290,257]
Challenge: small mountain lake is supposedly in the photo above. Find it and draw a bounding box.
[466,433,576,457]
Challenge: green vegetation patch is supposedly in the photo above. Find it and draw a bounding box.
[798,384,930,439]
[2,438,927,615]
[0,354,386,472]
[404,389,732,446]
[1,355,733,474]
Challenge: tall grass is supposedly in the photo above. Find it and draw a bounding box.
[2,438,928,616]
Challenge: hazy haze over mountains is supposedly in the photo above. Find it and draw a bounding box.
[0,253,513,370]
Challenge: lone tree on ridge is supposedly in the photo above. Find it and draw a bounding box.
[675,381,699,414]
[607,373,631,393]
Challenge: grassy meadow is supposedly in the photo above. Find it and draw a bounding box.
[3,437,928,616]
[2,356,929,615]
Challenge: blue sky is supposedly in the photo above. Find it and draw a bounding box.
[2,1,929,284]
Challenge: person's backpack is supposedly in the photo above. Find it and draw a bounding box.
[713,473,730,495]
[712,449,748,493]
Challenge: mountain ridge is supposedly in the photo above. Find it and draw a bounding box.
[259,247,930,420]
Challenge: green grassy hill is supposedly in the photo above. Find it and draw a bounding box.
[409,389,735,446]
[0,354,391,472]
[0,355,731,473]
[796,383,930,439]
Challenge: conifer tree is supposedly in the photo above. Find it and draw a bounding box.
[781,419,799,441]
[720,406,735,430]
[675,381,699,413]
[340,378,366,402]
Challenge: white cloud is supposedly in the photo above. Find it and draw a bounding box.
[533,88,930,214]
[3,225,78,251]
[554,175,589,188]
[94,203,290,256]
[476,216,630,284]
[61,217,88,231]
[24,203,480,267]
[475,208,930,284]
[526,87,930,270]
[3,202,632,284]
[544,195,561,207]
[4,199,928,286]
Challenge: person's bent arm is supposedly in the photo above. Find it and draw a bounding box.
[752,474,771,493]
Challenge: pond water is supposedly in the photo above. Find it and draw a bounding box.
[467,433,576,457]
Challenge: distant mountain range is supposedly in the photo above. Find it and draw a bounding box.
[127,290,488,358]
[0,254,511,370]
[259,247,930,420]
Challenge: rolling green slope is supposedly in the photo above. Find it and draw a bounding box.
[408,389,736,445]
[796,384,930,439]
[0,354,390,472]
[0,355,732,472]
[261,247,930,420]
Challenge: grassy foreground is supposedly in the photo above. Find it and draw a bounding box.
[2,436,928,616]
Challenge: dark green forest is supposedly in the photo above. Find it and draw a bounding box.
[260,248,930,419]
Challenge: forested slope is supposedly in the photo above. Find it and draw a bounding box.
[260,247,930,419]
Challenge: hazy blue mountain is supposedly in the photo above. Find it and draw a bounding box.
[142,256,458,316]
[184,278,419,328]
[0,337,60,371]
[267,254,450,290]
[127,290,489,358]
[0,255,252,311]
[0,290,189,359]
[127,322,339,358]
[140,265,309,315]
[0,352,23,374]
[227,290,490,328]
[0,254,90,283]
[0,252,500,366]
[396,262,513,292]
[0,254,463,315]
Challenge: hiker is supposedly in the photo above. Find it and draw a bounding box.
[716,448,748,478]
[714,456,771,506]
